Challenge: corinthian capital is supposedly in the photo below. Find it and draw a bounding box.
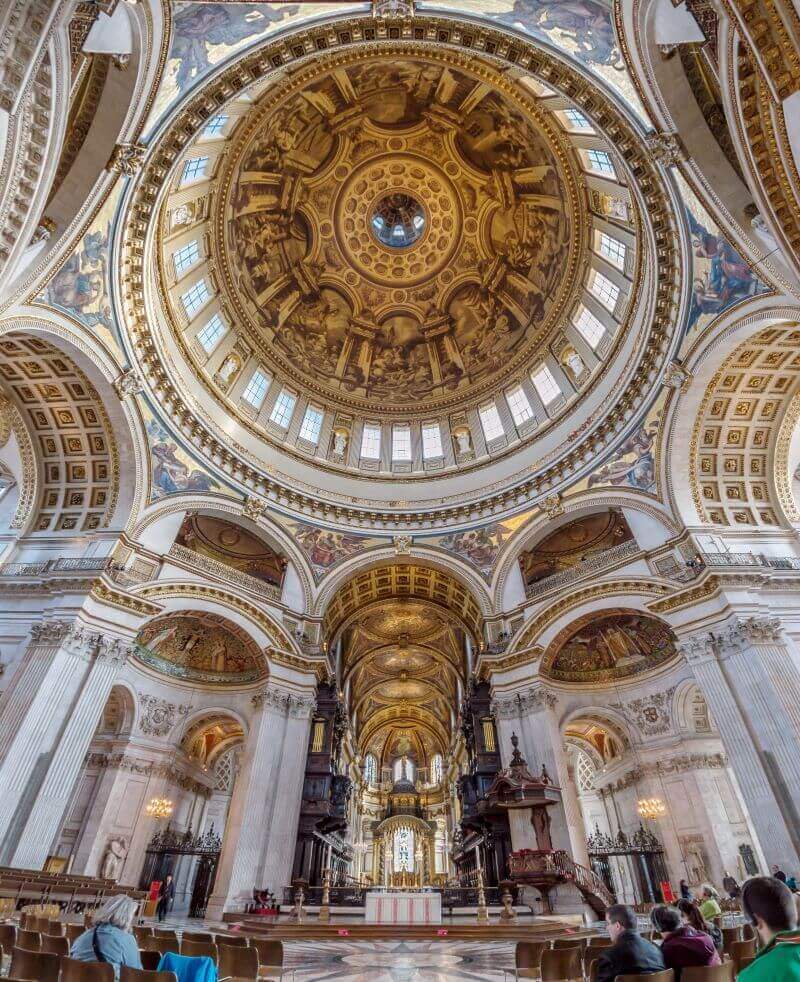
[29,620,72,646]
[731,615,783,644]
[521,685,557,712]
[675,633,712,664]
[96,637,135,665]
[288,693,317,719]
[491,695,520,720]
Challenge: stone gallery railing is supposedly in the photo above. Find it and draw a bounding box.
[524,538,640,600]
[167,542,282,602]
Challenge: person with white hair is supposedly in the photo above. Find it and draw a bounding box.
[70,895,144,979]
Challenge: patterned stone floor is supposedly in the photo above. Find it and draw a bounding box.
[280,940,516,980]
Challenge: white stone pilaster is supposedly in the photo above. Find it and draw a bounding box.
[10,634,132,868]
[258,695,314,893]
[679,618,800,868]
[205,682,314,918]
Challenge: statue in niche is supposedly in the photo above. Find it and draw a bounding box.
[332,429,349,456]
[561,347,585,381]
[100,837,127,880]
[215,353,241,388]
[453,428,471,455]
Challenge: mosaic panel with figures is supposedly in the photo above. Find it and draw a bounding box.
[0,334,117,532]
[136,612,265,684]
[544,611,677,683]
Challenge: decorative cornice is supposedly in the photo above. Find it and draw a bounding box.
[493,685,557,718]
[252,683,316,719]
[91,580,163,617]
[85,751,212,799]
[602,752,728,792]
[677,614,785,664]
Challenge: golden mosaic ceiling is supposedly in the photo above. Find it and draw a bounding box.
[216,52,577,413]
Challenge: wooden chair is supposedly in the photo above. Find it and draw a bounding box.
[720,925,741,953]
[60,956,115,981]
[218,943,259,981]
[46,920,65,937]
[120,968,179,982]
[217,935,248,947]
[249,938,283,979]
[729,938,757,973]
[141,936,180,956]
[540,945,582,981]
[681,965,735,981]
[741,923,756,942]
[139,950,162,971]
[65,924,85,944]
[40,933,69,955]
[182,931,214,942]
[585,945,611,970]
[587,957,600,982]
[515,940,546,978]
[8,945,60,982]
[0,924,16,951]
[132,926,153,945]
[15,929,40,950]
[553,937,584,949]
[616,972,675,982]
[737,955,755,973]
[152,929,178,941]
[180,938,218,962]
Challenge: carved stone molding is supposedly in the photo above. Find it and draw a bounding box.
[242,495,267,521]
[107,142,147,176]
[85,751,212,798]
[138,694,191,737]
[494,685,557,718]
[614,686,676,737]
[252,683,316,719]
[29,619,73,646]
[603,752,728,792]
[113,370,144,399]
[644,132,687,166]
[662,360,692,393]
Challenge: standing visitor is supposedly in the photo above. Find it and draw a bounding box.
[679,879,692,900]
[722,871,740,898]
[772,864,788,883]
[739,876,800,980]
[156,873,175,922]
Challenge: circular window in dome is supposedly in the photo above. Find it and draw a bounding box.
[371,192,426,248]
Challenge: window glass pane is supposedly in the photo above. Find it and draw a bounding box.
[299,405,323,444]
[421,423,443,458]
[182,156,209,183]
[204,114,228,137]
[590,270,621,311]
[506,386,534,425]
[531,364,561,405]
[360,424,381,459]
[270,389,296,428]
[573,306,605,348]
[242,369,270,408]
[598,232,626,268]
[392,425,412,460]
[479,403,504,442]
[564,108,592,130]
[196,313,227,353]
[181,279,210,316]
[173,240,200,276]
[585,149,616,177]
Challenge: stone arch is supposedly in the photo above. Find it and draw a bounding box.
[0,309,146,534]
[178,707,248,769]
[130,497,314,612]
[561,704,634,762]
[492,494,679,609]
[662,296,800,528]
[540,607,680,686]
[672,678,715,736]
[315,548,492,630]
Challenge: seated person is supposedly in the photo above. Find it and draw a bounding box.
[651,903,721,979]
[70,895,143,980]
[596,903,665,982]
[740,875,800,980]
[698,884,722,921]
[676,897,723,952]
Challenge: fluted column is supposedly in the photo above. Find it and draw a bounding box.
[205,682,315,917]
[679,616,800,867]
[0,620,123,864]
[10,633,133,868]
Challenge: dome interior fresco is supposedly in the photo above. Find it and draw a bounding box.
[136,613,266,685]
[543,611,678,684]
[517,509,633,587]
[174,513,286,587]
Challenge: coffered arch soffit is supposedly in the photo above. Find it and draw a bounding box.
[661,298,800,530]
[117,12,686,528]
[322,561,485,643]
[179,707,247,769]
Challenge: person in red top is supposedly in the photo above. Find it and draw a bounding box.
[651,904,721,980]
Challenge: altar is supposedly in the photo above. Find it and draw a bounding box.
[365,890,442,924]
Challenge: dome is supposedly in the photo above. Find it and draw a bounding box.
[123,14,683,527]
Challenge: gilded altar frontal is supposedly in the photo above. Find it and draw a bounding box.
[1,0,799,977]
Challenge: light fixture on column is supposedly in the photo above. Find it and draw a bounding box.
[145,797,174,820]
[636,797,666,821]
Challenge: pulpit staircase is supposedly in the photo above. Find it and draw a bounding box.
[508,848,614,916]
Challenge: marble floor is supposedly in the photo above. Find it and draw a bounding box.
[280,939,516,980]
